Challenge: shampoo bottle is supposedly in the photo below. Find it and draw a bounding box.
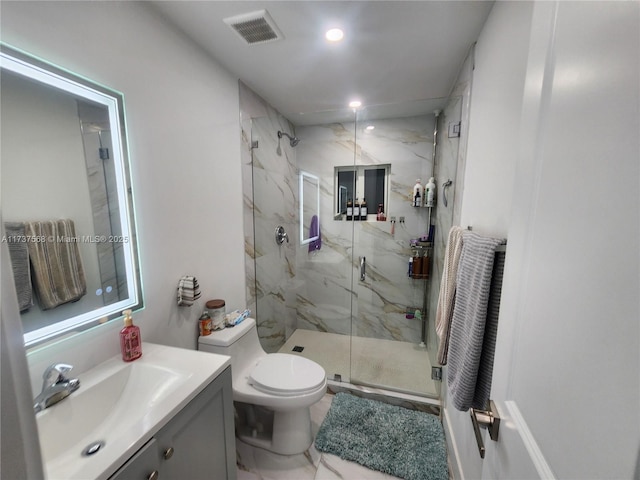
[120,309,142,362]
[426,177,436,207]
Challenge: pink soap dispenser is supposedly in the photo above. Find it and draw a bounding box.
[120,309,142,362]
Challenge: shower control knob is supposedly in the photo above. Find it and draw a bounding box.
[275,225,289,245]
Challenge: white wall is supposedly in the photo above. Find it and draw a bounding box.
[1,1,245,391]
[446,1,639,478]
[443,3,534,477]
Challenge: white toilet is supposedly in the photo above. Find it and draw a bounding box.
[198,318,327,455]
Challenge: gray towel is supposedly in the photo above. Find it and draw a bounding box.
[472,250,505,409]
[447,231,504,411]
[26,220,86,310]
[4,222,33,311]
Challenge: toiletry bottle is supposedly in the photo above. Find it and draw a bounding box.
[426,177,436,207]
[413,180,423,207]
[353,198,360,221]
[346,198,353,221]
[199,310,212,336]
[408,256,413,277]
[360,198,367,221]
[413,253,423,278]
[120,309,142,362]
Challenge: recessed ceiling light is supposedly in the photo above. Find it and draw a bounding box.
[366,125,375,131]
[348,100,362,108]
[325,28,344,42]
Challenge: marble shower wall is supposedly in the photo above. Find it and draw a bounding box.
[239,82,298,353]
[240,80,462,360]
[296,115,436,344]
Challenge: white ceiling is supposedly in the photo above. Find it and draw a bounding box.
[149,1,494,125]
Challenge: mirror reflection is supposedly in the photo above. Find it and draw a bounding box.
[0,45,142,346]
[299,171,320,246]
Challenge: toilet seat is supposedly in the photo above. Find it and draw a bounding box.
[249,353,325,397]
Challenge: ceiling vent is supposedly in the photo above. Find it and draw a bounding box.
[223,9,284,45]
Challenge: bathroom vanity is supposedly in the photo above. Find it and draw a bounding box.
[109,366,235,480]
[35,343,236,480]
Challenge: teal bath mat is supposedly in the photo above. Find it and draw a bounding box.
[315,393,448,480]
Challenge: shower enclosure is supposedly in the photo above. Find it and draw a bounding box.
[241,88,462,400]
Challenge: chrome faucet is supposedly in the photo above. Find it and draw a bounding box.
[33,363,80,414]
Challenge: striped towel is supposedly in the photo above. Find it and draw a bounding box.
[4,222,33,311]
[447,231,504,411]
[25,220,86,310]
[435,226,465,365]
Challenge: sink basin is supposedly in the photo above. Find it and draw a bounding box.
[35,343,230,480]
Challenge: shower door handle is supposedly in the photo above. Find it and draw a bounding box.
[360,256,366,281]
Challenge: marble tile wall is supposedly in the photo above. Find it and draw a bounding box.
[239,82,298,352]
[296,116,436,344]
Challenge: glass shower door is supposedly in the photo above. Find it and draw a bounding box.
[348,109,435,396]
[349,99,462,398]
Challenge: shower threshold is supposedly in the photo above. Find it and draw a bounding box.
[279,329,440,400]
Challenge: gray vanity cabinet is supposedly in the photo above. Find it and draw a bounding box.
[109,366,236,480]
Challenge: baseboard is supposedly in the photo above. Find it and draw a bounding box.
[443,406,464,480]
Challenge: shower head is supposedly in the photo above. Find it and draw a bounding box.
[277,130,300,147]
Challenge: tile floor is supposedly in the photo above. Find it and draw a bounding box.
[235,393,402,480]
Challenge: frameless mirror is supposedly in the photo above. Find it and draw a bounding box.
[299,170,320,245]
[1,44,142,347]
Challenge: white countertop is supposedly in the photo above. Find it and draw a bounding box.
[37,342,230,480]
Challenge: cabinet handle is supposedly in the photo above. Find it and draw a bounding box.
[163,447,174,460]
[147,470,159,480]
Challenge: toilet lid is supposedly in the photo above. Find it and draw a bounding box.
[249,354,325,396]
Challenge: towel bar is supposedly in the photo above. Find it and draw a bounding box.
[470,399,500,459]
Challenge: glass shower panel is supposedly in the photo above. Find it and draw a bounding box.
[266,110,357,382]
[250,116,299,353]
[349,98,462,398]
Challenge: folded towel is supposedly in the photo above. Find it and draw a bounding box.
[4,222,33,311]
[177,275,201,306]
[308,215,322,252]
[447,231,504,411]
[25,220,86,310]
[435,226,465,365]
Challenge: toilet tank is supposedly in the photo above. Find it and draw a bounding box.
[198,318,264,379]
